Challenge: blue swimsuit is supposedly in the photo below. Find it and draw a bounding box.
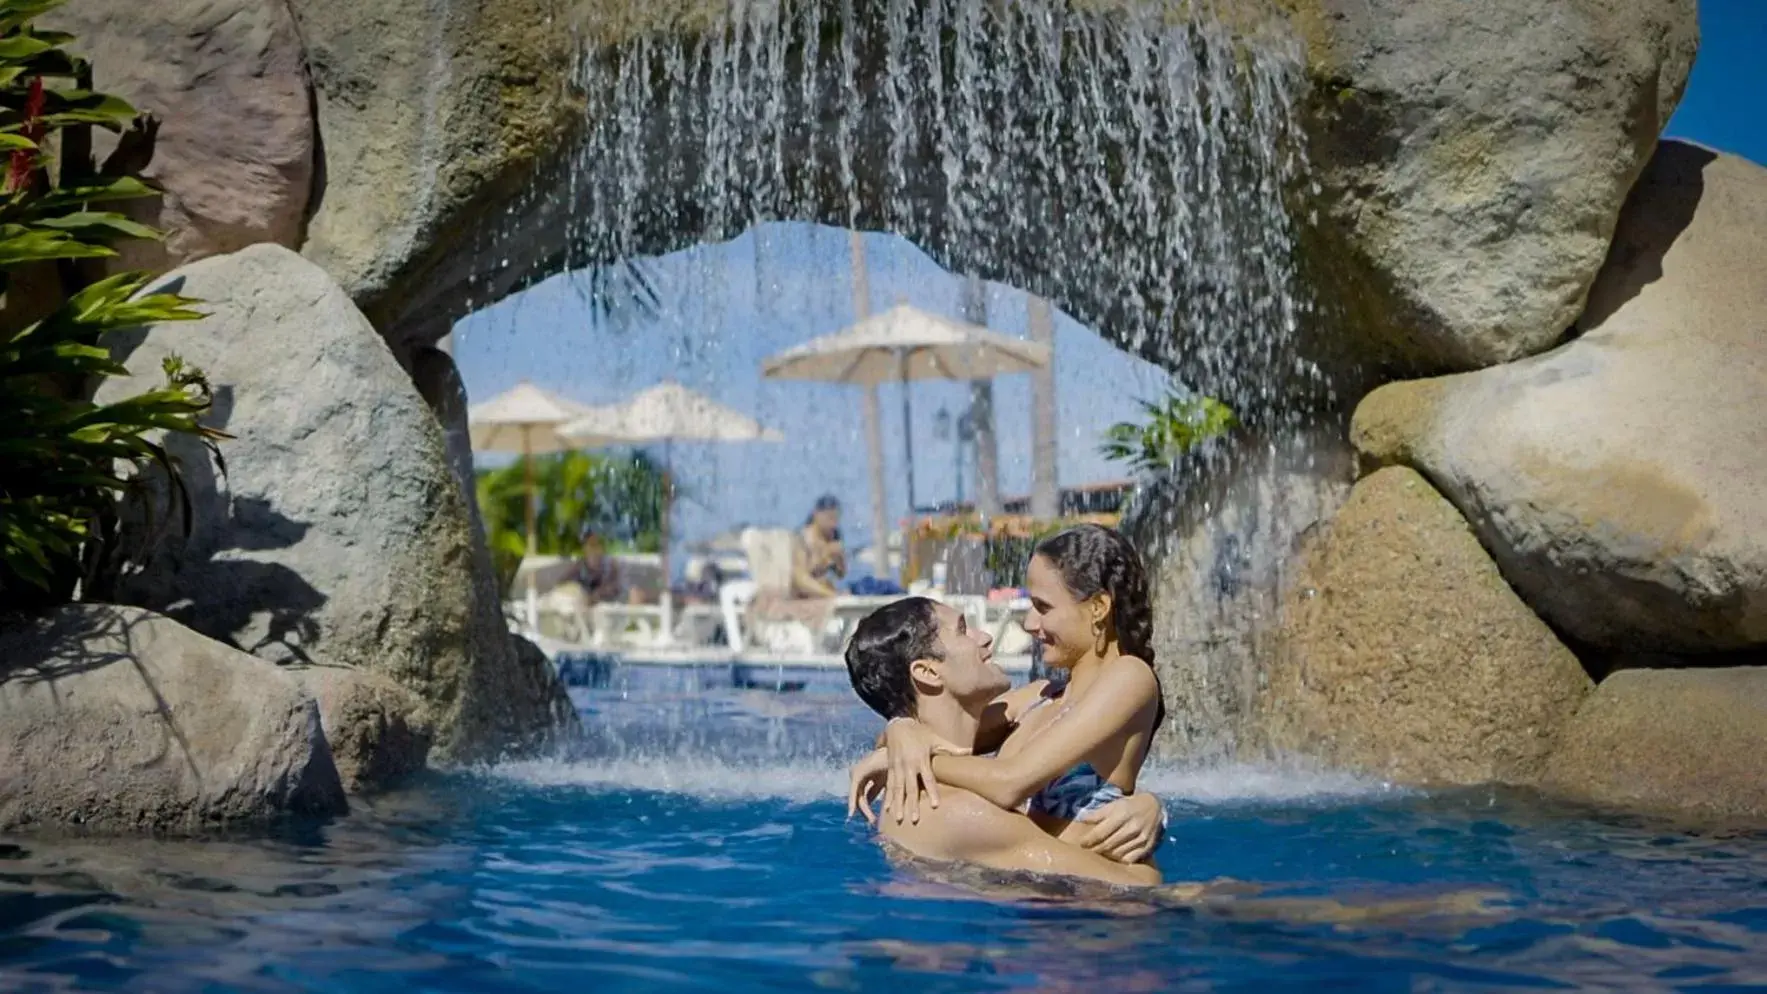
[1016,688,1128,821]
[1027,762,1125,821]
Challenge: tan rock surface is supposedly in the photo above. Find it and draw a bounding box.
[1260,467,1592,785]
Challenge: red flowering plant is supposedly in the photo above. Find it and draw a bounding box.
[908,512,1122,589]
[0,0,219,603]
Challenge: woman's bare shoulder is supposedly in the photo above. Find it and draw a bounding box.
[1100,655,1160,695]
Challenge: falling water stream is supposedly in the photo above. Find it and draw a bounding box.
[485,0,1321,425]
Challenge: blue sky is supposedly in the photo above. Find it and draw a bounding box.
[455,226,1172,564]
[457,4,1763,570]
[1665,0,1766,165]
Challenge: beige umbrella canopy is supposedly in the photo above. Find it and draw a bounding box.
[467,380,599,456]
[562,381,785,445]
[761,303,1051,532]
[561,381,782,632]
[762,304,1051,385]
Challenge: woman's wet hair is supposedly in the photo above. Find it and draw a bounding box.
[845,596,941,720]
[1032,523,1163,727]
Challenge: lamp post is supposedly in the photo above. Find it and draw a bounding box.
[933,403,977,512]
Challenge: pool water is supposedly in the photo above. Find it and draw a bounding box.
[3,673,1766,992]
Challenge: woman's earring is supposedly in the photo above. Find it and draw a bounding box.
[1092,619,1106,655]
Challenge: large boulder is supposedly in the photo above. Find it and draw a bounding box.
[409,345,584,757]
[45,0,315,273]
[1541,667,1767,823]
[0,605,347,833]
[94,243,574,762]
[285,0,584,336]
[1293,0,1698,372]
[1353,142,1767,654]
[289,667,433,793]
[1258,467,1593,786]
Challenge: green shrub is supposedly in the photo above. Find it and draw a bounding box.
[1100,391,1237,476]
[0,0,219,602]
[475,450,671,594]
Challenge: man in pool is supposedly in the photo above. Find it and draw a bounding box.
[843,597,1165,888]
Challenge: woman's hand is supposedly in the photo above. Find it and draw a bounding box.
[881,719,971,825]
[1077,792,1167,864]
[846,748,890,825]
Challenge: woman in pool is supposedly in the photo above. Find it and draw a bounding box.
[850,523,1165,864]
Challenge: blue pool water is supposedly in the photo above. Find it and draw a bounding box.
[3,666,1766,992]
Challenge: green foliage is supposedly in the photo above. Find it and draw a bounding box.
[1100,392,1238,475]
[0,0,219,599]
[475,450,671,593]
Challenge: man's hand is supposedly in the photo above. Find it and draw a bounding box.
[847,748,889,825]
[881,719,970,825]
[1077,792,1167,864]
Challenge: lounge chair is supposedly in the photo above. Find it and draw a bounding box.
[727,528,822,654]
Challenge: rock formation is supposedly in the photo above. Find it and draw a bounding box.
[1294,0,1698,373]
[93,244,577,765]
[1353,142,1767,655]
[0,605,348,833]
[1259,467,1593,785]
[1541,667,1767,822]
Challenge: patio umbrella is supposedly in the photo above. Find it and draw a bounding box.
[560,381,783,641]
[468,381,603,629]
[760,303,1051,539]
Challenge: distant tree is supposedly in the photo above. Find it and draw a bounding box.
[1100,392,1237,476]
[475,450,670,592]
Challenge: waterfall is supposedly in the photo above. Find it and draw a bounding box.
[557,0,1319,429]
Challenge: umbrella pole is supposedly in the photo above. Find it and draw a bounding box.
[899,348,917,521]
[659,441,674,646]
[863,384,890,580]
[851,231,893,582]
[523,426,538,634]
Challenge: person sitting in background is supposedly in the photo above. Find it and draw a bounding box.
[791,495,847,599]
[561,528,624,608]
[681,557,724,605]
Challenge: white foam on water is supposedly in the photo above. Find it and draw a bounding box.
[1139,764,1403,806]
[483,756,1400,809]
[486,756,848,805]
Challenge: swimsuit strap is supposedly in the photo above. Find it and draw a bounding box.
[1016,680,1065,719]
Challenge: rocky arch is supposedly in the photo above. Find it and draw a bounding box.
[61,0,1694,408]
[282,0,1692,404]
[337,0,1323,427]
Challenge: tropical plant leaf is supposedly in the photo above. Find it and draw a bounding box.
[9,175,156,217]
[1099,392,1237,475]
[0,47,80,80]
[32,210,158,240]
[0,5,220,597]
[0,0,69,36]
[0,226,115,266]
[0,33,52,61]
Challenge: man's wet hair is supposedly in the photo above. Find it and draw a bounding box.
[844,596,943,720]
